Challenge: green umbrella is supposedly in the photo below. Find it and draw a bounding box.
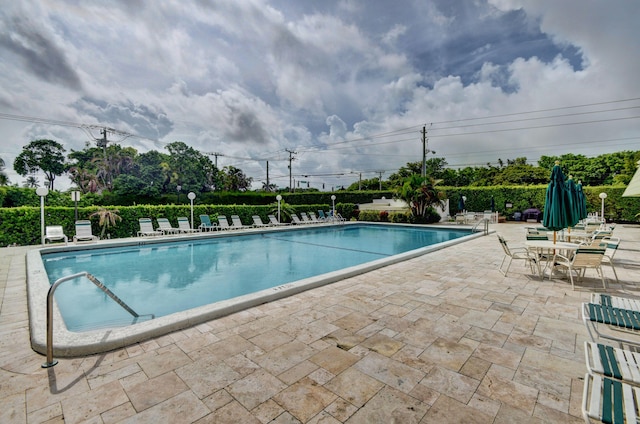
[576,180,588,220]
[542,162,574,242]
[566,176,581,225]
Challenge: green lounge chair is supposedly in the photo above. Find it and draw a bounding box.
[582,372,640,423]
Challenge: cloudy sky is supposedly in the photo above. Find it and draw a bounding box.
[1,0,639,191]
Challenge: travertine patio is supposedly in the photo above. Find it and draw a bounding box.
[1,223,639,423]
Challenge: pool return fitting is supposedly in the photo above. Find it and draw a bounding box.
[42,271,153,368]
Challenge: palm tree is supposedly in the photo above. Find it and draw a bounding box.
[23,176,39,188]
[89,208,122,238]
[395,175,446,219]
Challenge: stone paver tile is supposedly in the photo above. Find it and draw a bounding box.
[101,402,137,424]
[477,370,539,415]
[421,394,493,424]
[252,399,286,423]
[459,355,492,380]
[119,391,210,424]
[323,397,358,422]
[125,371,188,412]
[306,410,341,423]
[25,369,90,414]
[346,386,428,424]
[533,403,584,423]
[420,337,473,372]
[253,340,317,375]
[249,329,293,352]
[331,312,377,333]
[273,377,337,423]
[322,329,366,350]
[227,369,287,410]
[473,343,523,370]
[419,365,480,404]
[224,353,261,377]
[520,348,584,379]
[468,393,501,418]
[493,404,544,424]
[137,348,192,379]
[1,392,26,424]
[309,346,359,375]
[26,402,62,424]
[360,333,405,357]
[514,364,572,400]
[324,368,384,408]
[464,325,508,346]
[60,380,129,424]
[459,308,503,329]
[176,359,241,399]
[354,351,424,393]
[277,360,319,385]
[202,389,234,413]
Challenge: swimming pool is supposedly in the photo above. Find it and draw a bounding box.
[27,223,483,356]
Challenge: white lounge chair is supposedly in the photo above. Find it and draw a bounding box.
[582,372,640,424]
[45,225,68,245]
[300,212,315,224]
[291,214,305,225]
[268,214,288,226]
[177,217,200,233]
[252,215,270,227]
[73,220,98,243]
[584,341,640,385]
[217,215,231,230]
[199,215,217,232]
[308,212,324,224]
[156,218,180,235]
[231,215,250,229]
[582,302,640,348]
[137,218,162,237]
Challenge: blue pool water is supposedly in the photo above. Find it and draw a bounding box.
[42,224,470,332]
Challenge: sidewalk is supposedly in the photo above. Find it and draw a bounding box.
[1,223,639,423]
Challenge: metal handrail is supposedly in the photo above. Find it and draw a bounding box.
[42,271,142,368]
[472,218,490,235]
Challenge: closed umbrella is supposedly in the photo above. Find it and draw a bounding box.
[576,180,588,220]
[542,162,574,243]
[458,195,465,212]
[565,176,581,241]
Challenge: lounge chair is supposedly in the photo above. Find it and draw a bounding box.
[156,218,180,235]
[584,341,640,385]
[300,212,315,224]
[230,215,250,229]
[552,245,607,290]
[73,220,98,243]
[591,294,640,312]
[268,214,288,226]
[217,215,231,230]
[45,225,68,245]
[252,215,270,227]
[497,234,536,276]
[177,217,200,233]
[199,215,217,232]
[582,302,640,348]
[137,218,163,237]
[600,237,621,285]
[581,372,640,424]
[291,214,305,225]
[308,212,324,224]
[317,210,329,221]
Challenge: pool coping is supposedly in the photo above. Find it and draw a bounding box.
[27,222,489,357]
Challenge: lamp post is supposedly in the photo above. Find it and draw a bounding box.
[331,194,336,218]
[599,192,607,222]
[36,187,49,245]
[71,191,80,221]
[176,185,181,204]
[462,196,467,213]
[188,192,196,230]
[276,194,282,223]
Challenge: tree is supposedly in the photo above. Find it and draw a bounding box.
[0,157,9,185]
[89,208,122,238]
[394,175,445,218]
[13,139,66,190]
[221,165,253,191]
[22,176,40,188]
[165,141,218,193]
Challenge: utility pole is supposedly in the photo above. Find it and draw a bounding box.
[286,149,296,192]
[376,171,384,190]
[209,152,223,168]
[266,161,269,191]
[421,124,434,178]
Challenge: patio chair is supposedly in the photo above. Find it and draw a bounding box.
[268,214,288,226]
[199,214,217,232]
[291,214,305,225]
[300,212,315,224]
[584,341,640,385]
[308,212,324,223]
[137,218,163,237]
[497,234,536,276]
[73,220,98,243]
[156,218,180,235]
[582,302,640,348]
[230,215,250,229]
[582,372,640,424]
[217,215,231,230]
[177,217,200,233]
[252,215,270,227]
[552,246,607,290]
[45,225,68,245]
[592,294,640,312]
